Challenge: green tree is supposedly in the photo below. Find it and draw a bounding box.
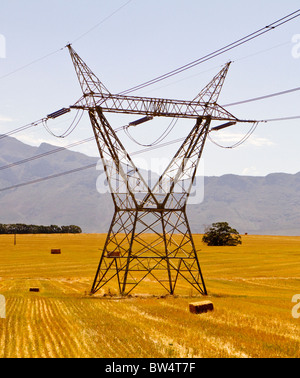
[202,222,242,246]
[61,225,82,234]
[49,225,62,234]
[0,223,82,234]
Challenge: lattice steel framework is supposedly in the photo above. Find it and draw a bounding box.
[67,45,254,296]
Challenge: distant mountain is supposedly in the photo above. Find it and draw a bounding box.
[0,136,299,236]
[0,136,110,233]
[187,173,300,236]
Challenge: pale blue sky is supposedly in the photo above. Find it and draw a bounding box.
[0,0,299,176]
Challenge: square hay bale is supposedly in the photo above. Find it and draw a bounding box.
[189,300,214,314]
[29,288,40,293]
[51,249,61,255]
[107,251,120,257]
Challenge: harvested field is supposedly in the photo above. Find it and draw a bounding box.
[0,233,299,358]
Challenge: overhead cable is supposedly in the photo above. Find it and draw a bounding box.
[0,137,95,172]
[42,108,84,138]
[70,0,134,44]
[119,9,300,95]
[1,110,299,193]
[0,121,260,192]
[0,47,65,81]
[0,164,97,193]
[0,1,133,81]
[262,115,300,122]
[0,137,188,193]
[208,122,259,149]
[0,118,46,140]
[223,86,300,107]
[124,117,179,147]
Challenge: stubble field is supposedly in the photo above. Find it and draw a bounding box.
[0,233,299,358]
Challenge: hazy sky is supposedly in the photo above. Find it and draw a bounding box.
[0,0,300,177]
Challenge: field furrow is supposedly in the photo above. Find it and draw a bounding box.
[0,234,299,358]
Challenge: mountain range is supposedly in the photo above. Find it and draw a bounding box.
[0,135,299,236]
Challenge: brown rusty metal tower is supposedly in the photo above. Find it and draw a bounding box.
[67,45,254,296]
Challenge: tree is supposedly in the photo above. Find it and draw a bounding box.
[202,222,242,246]
[0,223,82,234]
[61,225,82,234]
[49,225,62,234]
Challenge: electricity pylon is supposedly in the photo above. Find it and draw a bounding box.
[67,45,254,296]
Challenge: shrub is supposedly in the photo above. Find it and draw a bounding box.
[202,222,242,246]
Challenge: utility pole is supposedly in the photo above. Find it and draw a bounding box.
[67,45,255,296]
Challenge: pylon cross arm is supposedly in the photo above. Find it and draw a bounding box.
[72,93,241,121]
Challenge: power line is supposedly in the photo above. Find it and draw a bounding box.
[0,119,262,192]
[138,41,291,96]
[0,124,126,172]
[1,49,300,173]
[0,164,97,193]
[0,134,189,193]
[0,136,95,172]
[124,117,179,147]
[0,1,134,81]
[0,107,84,142]
[262,115,300,122]
[1,106,299,173]
[42,108,85,138]
[0,48,65,81]
[70,0,134,44]
[223,86,300,107]
[119,9,300,95]
[1,74,300,171]
[0,118,46,140]
[1,111,299,193]
[0,109,80,142]
[0,7,298,91]
[0,8,298,141]
[208,122,259,149]
[1,9,299,194]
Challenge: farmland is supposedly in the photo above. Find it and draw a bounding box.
[0,233,299,358]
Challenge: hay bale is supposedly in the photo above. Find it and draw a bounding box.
[51,249,61,254]
[29,288,40,293]
[189,300,214,314]
[107,251,120,257]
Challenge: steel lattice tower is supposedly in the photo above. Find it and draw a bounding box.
[67,45,254,296]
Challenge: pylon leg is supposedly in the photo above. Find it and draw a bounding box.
[90,209,137,294]
[91,208,207,296]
